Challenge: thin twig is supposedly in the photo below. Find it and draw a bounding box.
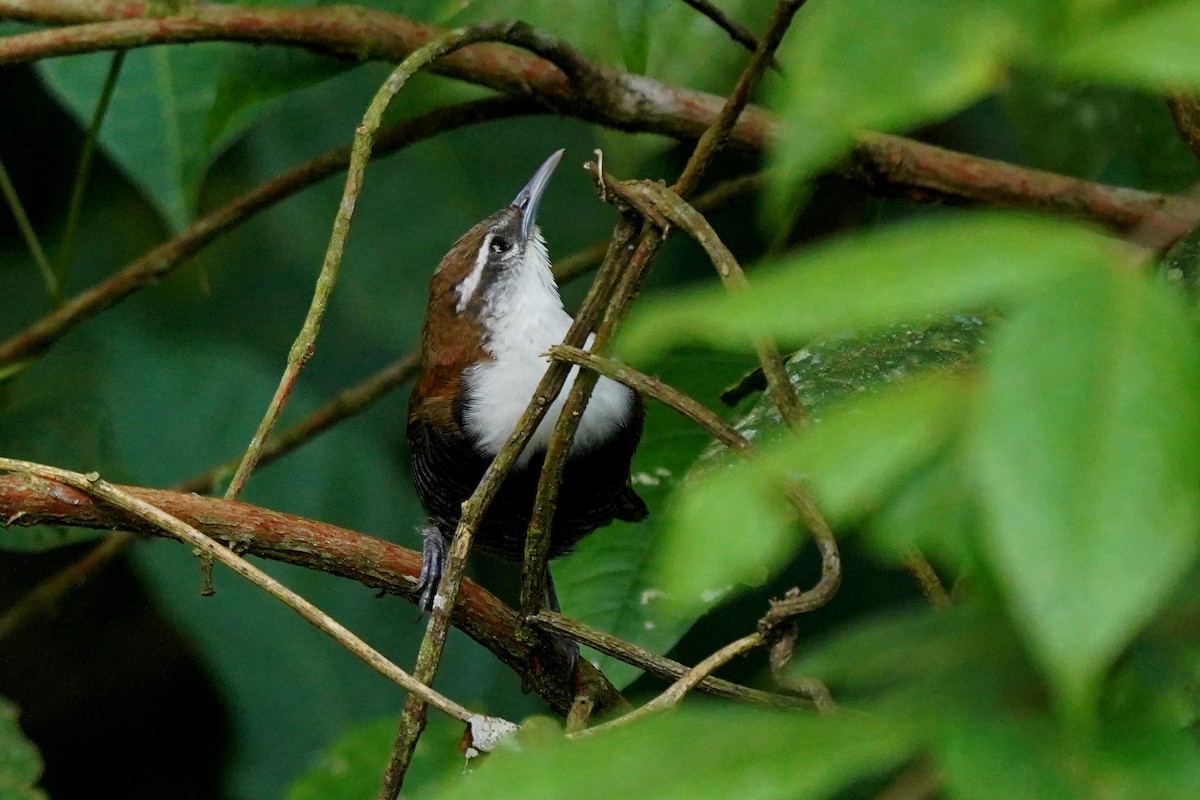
[225,25,535,501]
[53,48,125,305]
[0,156,55,300]
[0,457,490,725]
[677,0,778,68]
[611,179,807,423]
[900,552,952,609]
[531,610,809,708]
[0,472,625,716]
[673,0,805,198]
[549,344,747,451]
[376,24,630,799]
[575,631,765,737]
[519,217,641,623]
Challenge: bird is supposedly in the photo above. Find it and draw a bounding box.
[407,149,648,620]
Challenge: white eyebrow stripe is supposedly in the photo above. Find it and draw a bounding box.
[455,233,493,312]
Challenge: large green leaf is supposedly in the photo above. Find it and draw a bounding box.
[437,708,920,800]
[0,697,46,800]
[37,45,228,231]
[973,268,1200,717]
[766,0,1044,218]
[658,375,969,611]
[618,213,1118,362]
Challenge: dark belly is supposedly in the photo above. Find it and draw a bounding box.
[407,411,647,560]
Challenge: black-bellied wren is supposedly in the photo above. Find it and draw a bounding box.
[407,149,647,622]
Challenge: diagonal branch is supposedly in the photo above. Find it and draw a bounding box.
[2,1,1198,240]
[0,471,624,717]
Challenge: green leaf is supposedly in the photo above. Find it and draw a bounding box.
[973,268,1200,716]
[0,697,47,800]
[618,213,1119,362]
[795,604,1036,709]
[767,0,1043,217]
[936,712,1200,800]
[869,443,983,571]
[658,375,969,611]
[937,715,1089,800]
[437,707,920,800]
[37,44,228,230]
[1057,0,1200,92]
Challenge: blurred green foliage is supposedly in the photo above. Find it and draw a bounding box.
[4,0,1200,798]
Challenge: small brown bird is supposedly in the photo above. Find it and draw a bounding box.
[407,150,647,615]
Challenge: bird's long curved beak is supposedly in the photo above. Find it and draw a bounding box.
[511,149,564,244]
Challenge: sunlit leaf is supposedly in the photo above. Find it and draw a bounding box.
[658,375,969,611]
[619,213,1118,362]
[437,707,920,800]
[973,268,1200,716]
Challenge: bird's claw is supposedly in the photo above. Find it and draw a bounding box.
[416,529,447,613]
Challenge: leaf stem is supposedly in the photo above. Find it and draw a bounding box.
[0,155,55,300]
[52,48,125,305]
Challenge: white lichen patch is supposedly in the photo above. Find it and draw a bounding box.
[465,714,518,760]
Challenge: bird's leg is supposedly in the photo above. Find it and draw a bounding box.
[545,567,580,672]
[416,526,448,612]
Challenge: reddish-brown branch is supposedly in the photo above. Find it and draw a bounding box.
[3,1,1198,242]
[0,472,623,717]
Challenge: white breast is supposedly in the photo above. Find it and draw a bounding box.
[461,231,635,466]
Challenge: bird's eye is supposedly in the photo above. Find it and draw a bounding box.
[490,237,512,255]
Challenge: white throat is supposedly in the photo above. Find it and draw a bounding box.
[462,230,634,465]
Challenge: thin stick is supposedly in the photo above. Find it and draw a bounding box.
[673,0,805,197]
[609,179,806,423]
[0,457,488,725]
[575,632,765,737]
[375,24,627,799]
[53,48,125,304]
[0,156,55,299]
[519,217,641,622]
[677,0,775,65]
[531,610,809,708]
[225,25,528,501]
[549,344,747,451]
